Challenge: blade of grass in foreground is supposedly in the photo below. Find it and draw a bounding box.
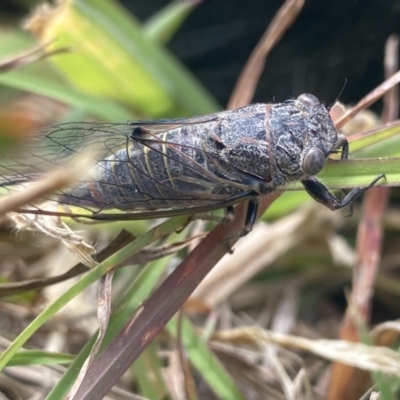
[71,195,280,400]
[0,215,189,371]
[46,252,178,399]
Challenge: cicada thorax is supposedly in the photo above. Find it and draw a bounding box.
[58,121,251,212]
[208,104,273,186]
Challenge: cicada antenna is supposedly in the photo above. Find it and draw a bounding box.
[327,78,347,110]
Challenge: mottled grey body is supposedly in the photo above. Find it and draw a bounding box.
[58,97,338,212]
[1,94,358,220]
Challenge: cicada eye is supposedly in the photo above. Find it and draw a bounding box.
[302,147,325,176]
[297,93,320,107]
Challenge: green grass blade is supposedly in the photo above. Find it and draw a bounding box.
[4,350,75,367]
[144,0,201,44]
[266,157,400,219]
[167,316,245,400]
[29,0,219,118]
[46,251,181,399]
[0,69,133,121]
[133,343,167,399]
[0,30,133,121]
[282,158,400,191]
[349,120,400,154]
[0,215,188,372]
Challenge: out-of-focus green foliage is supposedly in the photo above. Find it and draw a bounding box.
[0,0,218,122]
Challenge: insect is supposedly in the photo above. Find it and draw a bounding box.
[0,93,383,235]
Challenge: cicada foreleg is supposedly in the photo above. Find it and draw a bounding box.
[301,173,386,215]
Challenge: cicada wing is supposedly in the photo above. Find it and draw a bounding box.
[0,122,132,188]
[0,114,254,220]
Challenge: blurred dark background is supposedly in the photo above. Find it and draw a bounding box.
[129,0,400,109]
[2,0,400,108]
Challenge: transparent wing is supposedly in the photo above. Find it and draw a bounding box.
[0,115,218,188]
[0,122,132,187]
[0,116,254,221]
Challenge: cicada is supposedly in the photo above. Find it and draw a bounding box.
[0,93,383,234]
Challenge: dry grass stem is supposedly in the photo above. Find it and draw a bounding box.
[212,327,400,377]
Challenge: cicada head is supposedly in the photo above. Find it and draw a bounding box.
[271,93,339,181]
[295,93,340,177]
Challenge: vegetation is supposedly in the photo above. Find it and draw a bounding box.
[0,1,400,399]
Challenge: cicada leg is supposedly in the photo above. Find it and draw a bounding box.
[223,198,260,253]
[301,173,386,215]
